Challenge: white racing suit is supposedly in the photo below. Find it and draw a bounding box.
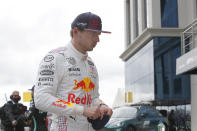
[34,42,102,131]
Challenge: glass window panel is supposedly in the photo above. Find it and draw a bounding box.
[155,58,163,99]
[162,53,170,95]
[126,0,131,46]
[135,0,139,37]
[144,0,147,28]
[160,0,178,27]
[154,37,190,102]
[126,40,154,103]
[174,77,182,94]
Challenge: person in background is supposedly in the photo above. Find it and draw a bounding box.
[1,90,27,131]
[26,85,47,131]
[168,110,176,131]
[34,12,113,131]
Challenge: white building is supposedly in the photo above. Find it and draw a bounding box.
[121,0,197,130]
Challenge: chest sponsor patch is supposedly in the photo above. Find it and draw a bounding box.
[73,77,95,92]
[38,77,53,81]
[68,68,80,72]
[40,70,54,76]
[40,63,55,70]
[67,93,92,105]
[66,57,76,65]
[68,73,81,76]
[44,55,54,62]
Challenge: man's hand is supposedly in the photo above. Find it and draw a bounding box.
[12,120,17,126]
[83,106,100,120]
[100,105,113,120]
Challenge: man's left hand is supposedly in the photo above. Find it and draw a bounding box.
[99,105,113,120]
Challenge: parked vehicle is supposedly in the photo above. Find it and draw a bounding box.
[105,105,168,131]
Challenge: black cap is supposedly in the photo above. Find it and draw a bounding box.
[71,12,111,33]
[87,115,110,130]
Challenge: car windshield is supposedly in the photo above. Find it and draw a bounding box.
[139,106,163,117]
[112,106,137,118]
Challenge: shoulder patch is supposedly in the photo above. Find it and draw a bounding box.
[49,47,67,53]
[87,57,95,66]
[87,60,94,66]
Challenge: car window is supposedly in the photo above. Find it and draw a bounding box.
[112,106,137,118]
[139,106,162,117]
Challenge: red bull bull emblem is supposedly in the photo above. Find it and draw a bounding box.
[73,77,95,92]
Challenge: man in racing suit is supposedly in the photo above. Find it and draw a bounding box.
[34,12,113,131]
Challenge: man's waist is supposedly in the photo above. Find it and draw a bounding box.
[52,115,89,124]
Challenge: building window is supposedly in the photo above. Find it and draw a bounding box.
[125,40,154,103]
[160,0,178,27]
[196,0,197,18]
[144,0,147,29]
[174,78,182,94]
[162,53,170,95]
[126,0,131,46]
[135,0,139,37]
[154,37,190,101]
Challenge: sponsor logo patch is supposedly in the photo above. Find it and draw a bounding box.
[41,63,55,69]
[87,60,94,66]
[68,73,81,76]
[38,77,53,81]
[55,99,74,107]
[52,102,66,109]
[44,55,54,62]
[67,93,92,105]
[66,57,76,65]
[90,66,96,75]
[73,77,95,93]
[38,82,53,86]
[40,70,54,76]
[68,68,80,72]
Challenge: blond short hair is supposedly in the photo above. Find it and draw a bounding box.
[12,90,19,95]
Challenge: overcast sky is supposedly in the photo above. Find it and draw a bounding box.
[0,0,125,108]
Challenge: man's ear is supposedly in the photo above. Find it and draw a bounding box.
[73,27,78,32]
[73,27,80,36]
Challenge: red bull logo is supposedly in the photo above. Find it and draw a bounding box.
[68,93,92,105]
[73,77,95,92]
[52,102,66,109]
[52,99,74,108]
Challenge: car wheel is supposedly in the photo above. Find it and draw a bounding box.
[126,125,135,131]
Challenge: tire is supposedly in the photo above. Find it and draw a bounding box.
[126,125,135,131]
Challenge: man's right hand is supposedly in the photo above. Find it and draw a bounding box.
[12,120,17,126]
[83,106,100,120]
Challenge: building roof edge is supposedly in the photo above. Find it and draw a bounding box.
[120,28,184,61]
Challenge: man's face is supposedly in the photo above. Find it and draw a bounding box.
[77,30,101,53]
[12,91,20,99]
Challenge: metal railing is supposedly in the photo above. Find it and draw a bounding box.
[182,20,197,55]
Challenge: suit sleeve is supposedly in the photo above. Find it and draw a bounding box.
[91,65,106,106]
[4,103,15,122]
[34,52,84,116]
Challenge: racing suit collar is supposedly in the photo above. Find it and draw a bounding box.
[68,41,88,61]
